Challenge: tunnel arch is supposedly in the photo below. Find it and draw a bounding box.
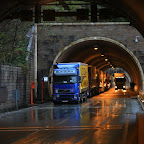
[50,37,144,91]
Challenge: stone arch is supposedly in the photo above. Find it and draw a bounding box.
[50,37,144,90]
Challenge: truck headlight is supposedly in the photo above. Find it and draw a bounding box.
[74,95,77,99]
[55,89,58,93]
[56,95,60,98]
[123,89,126,92]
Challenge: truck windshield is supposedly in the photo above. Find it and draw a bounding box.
[53,76,77,84]
[115,78,126,82]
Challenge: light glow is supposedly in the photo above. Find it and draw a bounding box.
[94,47,98,50]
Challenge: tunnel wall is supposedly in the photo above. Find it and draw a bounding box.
[37,22,144,96]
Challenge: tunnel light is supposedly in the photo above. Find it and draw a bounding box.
[94,47,98,50]
[135,36,139,42]
[105,58,108,61]
[101,53,104,57]
[110,64,112,67]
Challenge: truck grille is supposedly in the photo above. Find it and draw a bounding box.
[58,89,70,93]
[60,95,73,97]
[57,89,74,93]
[59,98,73,101]
[59,95,73,101]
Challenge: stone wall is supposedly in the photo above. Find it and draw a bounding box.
[0,39,34,112]
[0,65,26,112]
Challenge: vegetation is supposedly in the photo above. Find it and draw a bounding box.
[0,19,34,69]
[41,1,127,23]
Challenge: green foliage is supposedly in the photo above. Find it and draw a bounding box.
[0,19,34,70]
[42,1,90,23]
[41,1,127,23]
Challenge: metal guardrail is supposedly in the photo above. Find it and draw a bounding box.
[136,91,144,144]
[138,90,144,102]
[138,90,144,110]
[139,90,144,96]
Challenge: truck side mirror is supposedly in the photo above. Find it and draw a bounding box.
[49,77,51,84]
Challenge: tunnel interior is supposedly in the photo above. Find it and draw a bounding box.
[53,37,143,92]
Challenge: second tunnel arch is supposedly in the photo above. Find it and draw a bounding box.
[51,37,144,91]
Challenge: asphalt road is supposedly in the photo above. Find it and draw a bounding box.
[0,88,142,144]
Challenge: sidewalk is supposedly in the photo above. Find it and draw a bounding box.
[137,91,144,144]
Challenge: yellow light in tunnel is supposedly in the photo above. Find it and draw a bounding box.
[101,54,104,57]
[94,47,98,50]
[110,65,112,66]
[105,58,108,61]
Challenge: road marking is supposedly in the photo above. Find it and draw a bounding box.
[0,125,123,131]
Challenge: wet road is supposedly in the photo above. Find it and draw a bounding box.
[0,88,142,144]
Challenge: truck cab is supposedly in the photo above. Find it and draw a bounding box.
[114,73,126,92]
[53,63,88,104]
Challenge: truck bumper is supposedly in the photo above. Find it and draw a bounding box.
[53,94,79,102]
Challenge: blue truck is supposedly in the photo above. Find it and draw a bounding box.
[52,62,89,104]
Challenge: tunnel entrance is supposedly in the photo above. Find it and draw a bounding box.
[50,37,144,93]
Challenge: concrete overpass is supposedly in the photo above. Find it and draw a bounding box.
[1,0,144,37]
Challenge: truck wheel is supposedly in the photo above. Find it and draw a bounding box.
[80,95,83,103]
[85,95,87,101]
[84,92,87,101]
[75,100,79,104]
[53,101,59,105]
[75,98,80,104]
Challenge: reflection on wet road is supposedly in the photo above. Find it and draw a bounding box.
[0,88,142,144]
